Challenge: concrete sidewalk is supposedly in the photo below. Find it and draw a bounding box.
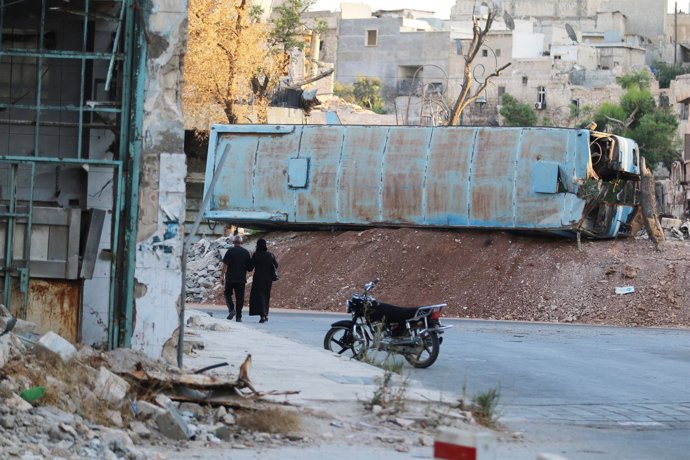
[180,310,443,408]
[150,310,557,460]
[149,310,452,459]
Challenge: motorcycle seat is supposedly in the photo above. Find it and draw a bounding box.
[374,302,423,322]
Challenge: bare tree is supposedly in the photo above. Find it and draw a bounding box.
[447,3,511,126]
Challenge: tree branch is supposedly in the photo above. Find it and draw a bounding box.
[288,68,334,89]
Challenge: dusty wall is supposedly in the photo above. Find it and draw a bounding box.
[596,45,647,70]
[131,0,188,357]
[666,12,690,43]
[336,16,451,91]
[605,0,666,41]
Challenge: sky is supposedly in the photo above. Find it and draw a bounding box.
[308,0,681,19]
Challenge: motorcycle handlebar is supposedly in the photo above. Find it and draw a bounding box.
[364,278,380,293]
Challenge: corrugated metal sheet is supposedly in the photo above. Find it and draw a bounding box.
[203,125,598,232]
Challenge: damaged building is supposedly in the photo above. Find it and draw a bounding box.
[0,0,188,357]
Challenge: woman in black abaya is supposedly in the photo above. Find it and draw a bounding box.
[248,238,278,323]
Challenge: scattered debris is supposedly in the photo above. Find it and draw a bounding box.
[615,286,635,295]
[185,236,233,302]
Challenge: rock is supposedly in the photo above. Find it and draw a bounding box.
[94,366,130,403]
[13,318,36,335]
[36,331,77,363]
[106,410,124,427]
[285,432,304,441]
[155,405,192,440]
[6,393,32,412]
[418,435,435,446]
[393,417,416,429]
[135,400,166,420]
[101,429,140,458]
[0,415,15,429]
[48,425,72,442]
[210,323,232,332]
[105,348,164,374]
[0,333,24,368]
[221,413,236,425]
[34,406,75,425]
[178,402,205,419]
[130,420,152,439]
[214,424,233,441]
[207,434,223,444]
[154,394,174,409]
[371,405,383,415]
[215,406,227,419]
[59,423,78,438]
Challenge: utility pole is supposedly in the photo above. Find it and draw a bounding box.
[675,1,678,65]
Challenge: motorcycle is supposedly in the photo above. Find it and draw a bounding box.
[323,279,451,368]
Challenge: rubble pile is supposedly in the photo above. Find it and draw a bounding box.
[185,236,232,302]
[0,309,312,459]
[635,218,690,242]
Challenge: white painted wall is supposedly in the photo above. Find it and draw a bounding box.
[512,32,545,58]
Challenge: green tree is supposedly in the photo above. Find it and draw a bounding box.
[499,93,536,127]
[589,71,680,171]
[653,61,690,88]
[616,70,652,90]
[335,76,386,113]
[270,0,325,52]
[591,101,628,133]
[628,110,680,171]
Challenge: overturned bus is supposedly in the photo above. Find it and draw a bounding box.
[202,125,640,239]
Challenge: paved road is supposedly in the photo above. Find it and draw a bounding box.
[197,306,690,459]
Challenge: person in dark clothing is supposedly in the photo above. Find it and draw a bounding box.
[248,238,278,323]
[221,235,253,322]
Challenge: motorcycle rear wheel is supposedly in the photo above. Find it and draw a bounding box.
[324,325,368,358]
[404,331,440,368]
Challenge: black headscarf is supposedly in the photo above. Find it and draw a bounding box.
[256,238,268,252]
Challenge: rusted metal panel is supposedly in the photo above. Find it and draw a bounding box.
[204,124,639,237]
[425,128,473,226]
[295,126,342,222]
[339,126,387,223]
[381,127,430,224]
[9,278,81,342]
[470,128,519,226]
[515,128,583,228]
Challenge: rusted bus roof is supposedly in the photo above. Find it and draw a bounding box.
[203,125,593,231]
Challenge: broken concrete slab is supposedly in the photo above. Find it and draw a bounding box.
[0,333,24,368]
[36,331,77,363]
[661,217,683,230]
[12,318,36,335]
[5,393,32,412]
[94,366,130,403]
[134,400,166,420]
[155,405,192,441]
[129,420,152,439]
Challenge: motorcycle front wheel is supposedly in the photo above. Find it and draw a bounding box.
[404,331,440,368]
[324,324,368,358]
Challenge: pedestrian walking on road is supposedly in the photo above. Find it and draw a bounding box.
[221,235,252,322]
[249,238,278,323]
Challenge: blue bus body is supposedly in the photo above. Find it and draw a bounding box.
[203,125,640,238]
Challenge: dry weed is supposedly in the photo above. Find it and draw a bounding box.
[2,351,127,426]
[236,406,302,434]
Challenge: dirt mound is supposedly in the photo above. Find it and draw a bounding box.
[208,229,690,328]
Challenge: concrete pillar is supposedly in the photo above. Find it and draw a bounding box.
[131,0,188,357]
